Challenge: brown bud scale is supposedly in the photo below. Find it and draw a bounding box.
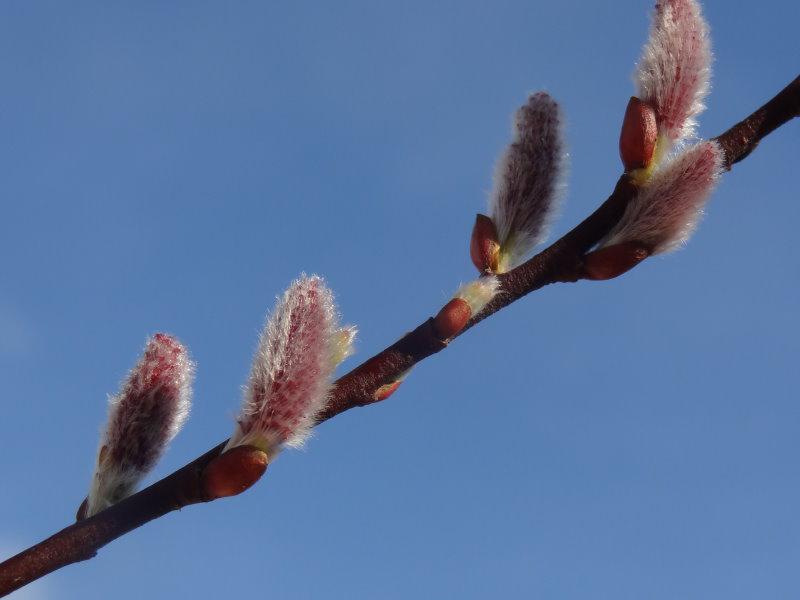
[470,214,501,273]
[582,242,651,281]
[619,97,658,172]
[203,445,268,500]
[374,380,402,401]
[434,298,472,340]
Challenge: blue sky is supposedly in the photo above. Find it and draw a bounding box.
[1,1,798,598]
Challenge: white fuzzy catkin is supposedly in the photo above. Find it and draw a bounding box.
[226,275,354,456]
[600,140,723,254]
[635,0,712,148]
[453,276,500,315]
[86,334,194,517]
[490,92,566,273]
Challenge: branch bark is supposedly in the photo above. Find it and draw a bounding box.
[1,74,797,599]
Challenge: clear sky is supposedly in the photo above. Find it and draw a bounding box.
[1,1,798,598]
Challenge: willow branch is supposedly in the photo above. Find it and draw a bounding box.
[0,74,797,599]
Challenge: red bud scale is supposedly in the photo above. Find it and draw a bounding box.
[619,97,658,172]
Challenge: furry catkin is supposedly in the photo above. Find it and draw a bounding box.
[453,277,500,315]
[600,141,723,253]
[490,92,566,272]
[635,0,712,148]
[86,334,194,517]
[226,275,354,456]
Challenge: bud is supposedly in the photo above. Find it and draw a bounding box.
[635,0,712,149]
[225,275,354,457]
[374,379,403,402]
[599,140,723,254]
[374,369,411,402]
[204,445,269,500]
[84,333,194,518]
[582,242,651,280]
[619,97,658,172]
[470,214,501,273]
[434,277,499,340]
[490,92,566,272]
[434,298,472,341]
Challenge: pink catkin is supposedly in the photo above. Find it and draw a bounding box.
[635,0,712,146]
[600,140,723,254]
[87,333,193,516]
[490,92,565,271]
[228,275,347,455]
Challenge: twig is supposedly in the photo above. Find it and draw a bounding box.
[0,74,797,599]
